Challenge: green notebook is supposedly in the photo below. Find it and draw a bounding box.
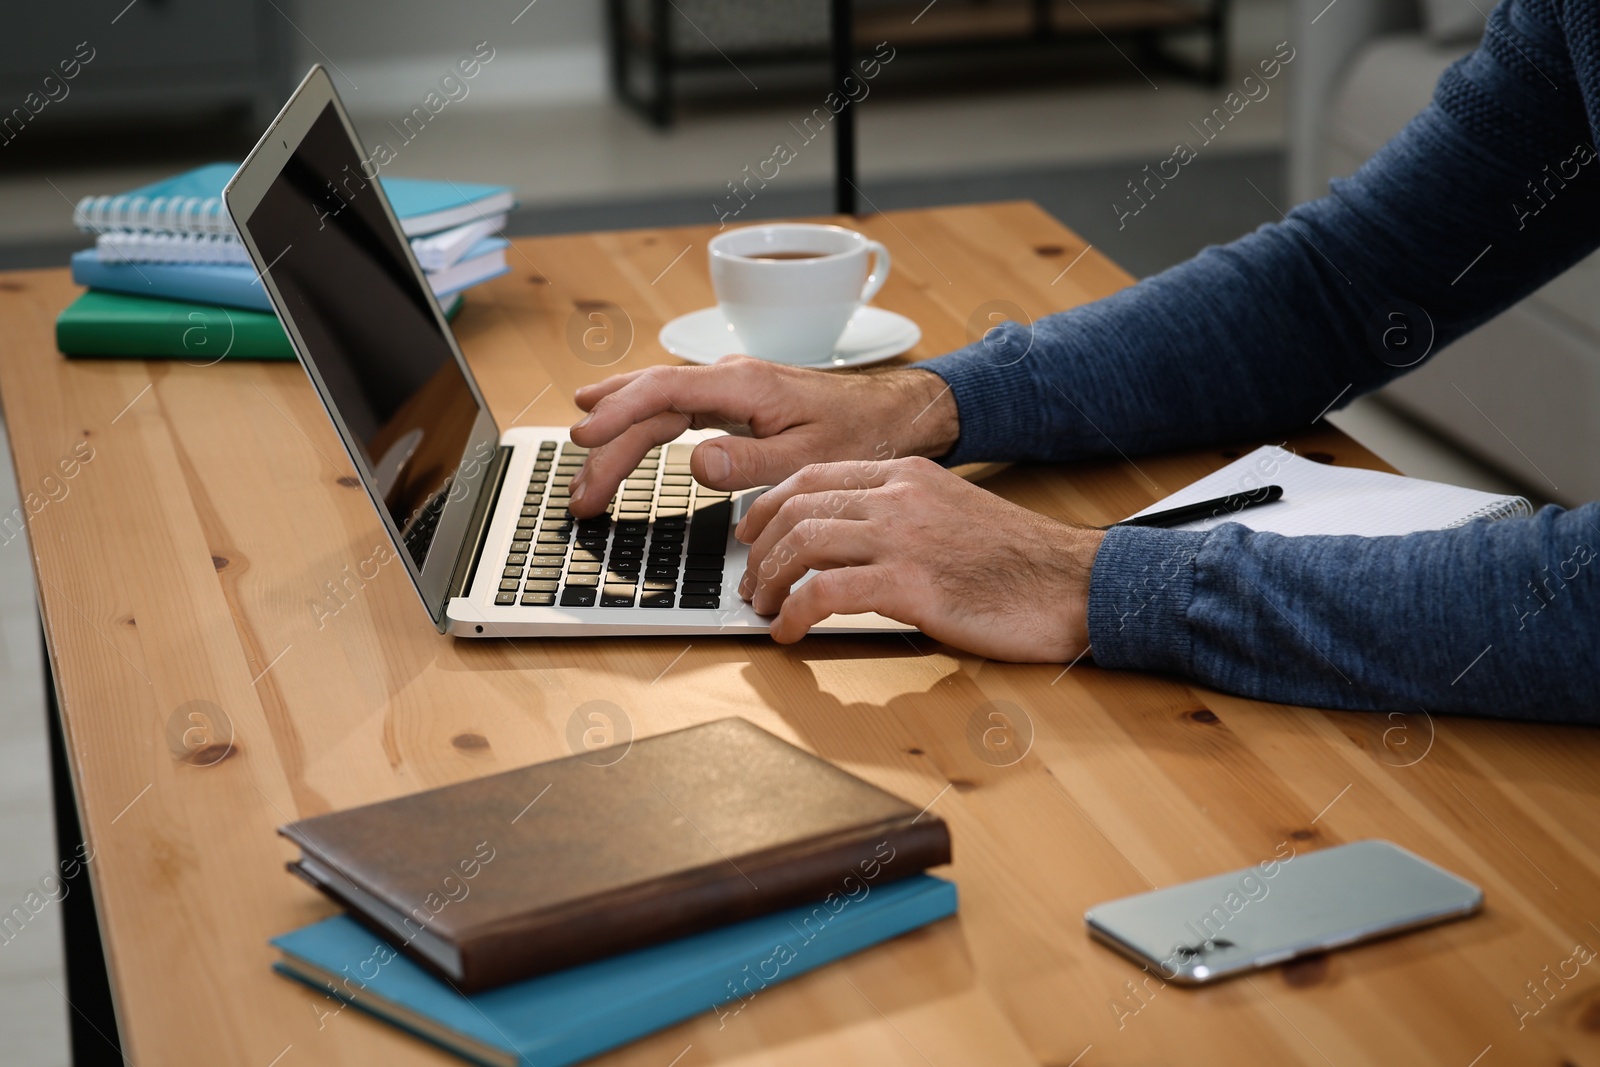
[57,290,463,360]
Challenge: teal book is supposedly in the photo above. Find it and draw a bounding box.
[73,163,515,238]
[71,237,509,312]
[57,290,462,360]
[272,874,958,1067]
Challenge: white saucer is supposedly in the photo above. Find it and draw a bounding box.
[659,306,921,369]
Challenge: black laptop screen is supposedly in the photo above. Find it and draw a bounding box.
[245,103,483,567]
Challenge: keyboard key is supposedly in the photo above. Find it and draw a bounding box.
[601,584,637,607]
[533,543,568,557]
[687,552,725,571]
[639,590,675,608]
[568,560,602,574]
[661,474,692,487]
[535,532,568,544]
[679,594,720,609]
[666,444,694,466]
[506,554,528,567]
[687,499,733,556]
[529,566,563,579]
[521,591,556,606]
[684,568,723,584]
[499,578,520,592]
[524,579,559,593]
[510,541,532,555]
[683,580,721,596]
[570,547,604,564]
[646,566,681,581]
[642,578,677,591]
[560,587,597,607]
[520,505,539,518]
[501,567,522,579]
[495,591,517,605]
[606,568,640,584]
[564,573,599,587]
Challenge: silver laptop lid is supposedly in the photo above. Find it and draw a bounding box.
[224,66,502,632]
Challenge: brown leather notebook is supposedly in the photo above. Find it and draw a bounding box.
[279,717,952,991]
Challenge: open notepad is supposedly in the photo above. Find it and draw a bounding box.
[1125,445,1532,536]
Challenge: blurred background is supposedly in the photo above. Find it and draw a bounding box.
[3,0,1291,277]
[3,2,1573,1062]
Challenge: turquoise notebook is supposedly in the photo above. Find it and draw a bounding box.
[71,237,509,312]
[74,163,514,238]
[272,874,958,1067]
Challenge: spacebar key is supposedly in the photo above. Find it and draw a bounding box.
[686,499,733,557]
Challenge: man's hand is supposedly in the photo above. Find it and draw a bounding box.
[736,456,1106,662]
[565,355,958,518]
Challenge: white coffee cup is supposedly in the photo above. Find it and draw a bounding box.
[708,223,890,364]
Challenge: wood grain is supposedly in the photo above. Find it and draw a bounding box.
[2,203,1597,1066]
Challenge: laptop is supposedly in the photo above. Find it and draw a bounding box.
[224,66,912,639]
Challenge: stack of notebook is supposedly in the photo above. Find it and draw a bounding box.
[272,718,956,1066]
[56,162,514,360]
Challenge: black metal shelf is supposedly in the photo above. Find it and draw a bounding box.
[608,0,1229,127]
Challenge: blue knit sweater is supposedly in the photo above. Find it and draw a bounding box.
[916,0,1600,720]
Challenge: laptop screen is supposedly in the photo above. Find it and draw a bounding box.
[243,102,486,569]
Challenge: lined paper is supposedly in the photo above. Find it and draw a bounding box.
[1126,446,1531,536]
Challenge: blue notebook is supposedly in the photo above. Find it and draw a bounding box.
[272,874,957,1067]
[72,237,509,312]
[73,163,515,238]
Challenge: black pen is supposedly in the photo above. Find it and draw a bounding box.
[1113,485,1285,529]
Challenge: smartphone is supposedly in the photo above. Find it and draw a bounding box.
[1084,839,1483,984]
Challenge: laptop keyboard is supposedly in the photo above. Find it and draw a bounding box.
[492,441,733,610]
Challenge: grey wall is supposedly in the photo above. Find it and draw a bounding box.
[291,0,605,110]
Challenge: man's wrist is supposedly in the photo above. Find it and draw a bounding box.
[1054,523,1106,658]
[889,368,960,461]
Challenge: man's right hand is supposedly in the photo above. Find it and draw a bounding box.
[565,355,960,517]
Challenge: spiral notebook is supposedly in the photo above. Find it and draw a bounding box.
[1125,445,1532,536]
[72,163,513,238]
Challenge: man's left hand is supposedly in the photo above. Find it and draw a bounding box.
[735,457,1106,662]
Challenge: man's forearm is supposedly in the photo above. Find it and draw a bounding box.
[1085,504,1600,721]
[912,3,1600,467]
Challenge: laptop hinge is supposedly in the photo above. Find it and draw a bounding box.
[444,444,513,612]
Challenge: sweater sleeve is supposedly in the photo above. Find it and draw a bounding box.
[913,0,1600,719]
[1085,505,1600,721]
[913,0,1600,466]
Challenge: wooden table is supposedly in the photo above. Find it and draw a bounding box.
[3,202,1598,1066]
